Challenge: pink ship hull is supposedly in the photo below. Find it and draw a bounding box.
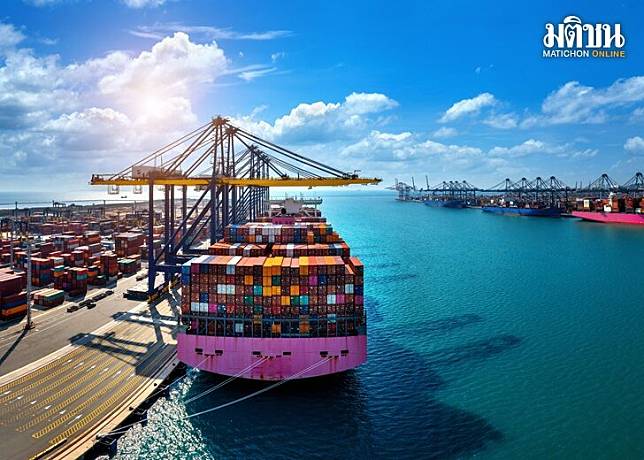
[572,211,644,226]
[177,334,367,380]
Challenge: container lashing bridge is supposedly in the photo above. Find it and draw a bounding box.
[91,116,380,296]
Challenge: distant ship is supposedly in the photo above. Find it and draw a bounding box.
[572,211,644,226]
[482,206,562,217]
[424,199,466,209]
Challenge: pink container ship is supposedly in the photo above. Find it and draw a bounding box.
[178,207,367,380]
[572,211,644,226]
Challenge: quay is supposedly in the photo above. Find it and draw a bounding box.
[0,288,179,459]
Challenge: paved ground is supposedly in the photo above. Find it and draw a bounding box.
[0,294,178,459]
[0,273,162,375]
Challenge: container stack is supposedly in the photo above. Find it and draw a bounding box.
[31,257,54,287]
[70,249,86,267]
[139,239,162,259]
[54,267,88,296]
[33,288,65,308]
[68,222,87,234]
[118,258,140,275]
[115,233,145,257]
[271,242,350,258]
[100,253,118,277]
[0,268,27,319]
[181,221,364,338]
[37,242,55,256]
[224,222,340,244]
[84,231,101,245]
[53,235,80,252]
[208,242,266,257]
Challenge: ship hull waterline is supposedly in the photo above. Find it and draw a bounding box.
[572,211,644,226]
[482,206,562,217]
[424,199,467,209]
[178,334,367,381]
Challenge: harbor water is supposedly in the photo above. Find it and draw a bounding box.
[113,191,644,459]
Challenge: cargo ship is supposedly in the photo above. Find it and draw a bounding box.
[482,205,562,217]
[572,211,644,226]
[178,202,366,381]
[572,194,644,226]
[424,199,466,208]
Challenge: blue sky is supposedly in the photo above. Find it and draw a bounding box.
[0,0,642,192]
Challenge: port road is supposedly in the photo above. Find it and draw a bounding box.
[0,273,152,375]
[0,271,178,459]
[0,291,178,459]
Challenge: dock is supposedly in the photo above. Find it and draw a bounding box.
[0,289,179,459]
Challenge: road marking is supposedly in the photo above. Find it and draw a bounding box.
[0,318,147,407]
[0,347,86,396]
[16,358,134,431]
[33,345,170,441]
[2,351,107,412]
[14,324,162,429]
[9,322,156,420]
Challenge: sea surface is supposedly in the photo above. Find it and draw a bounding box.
[111,191,644,459]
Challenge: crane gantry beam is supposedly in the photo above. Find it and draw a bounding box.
[90,115,381,297]
[90,176,378,187]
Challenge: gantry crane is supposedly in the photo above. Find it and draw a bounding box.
[91,116,381,296]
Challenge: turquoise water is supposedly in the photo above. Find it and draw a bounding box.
[114,191,644,459]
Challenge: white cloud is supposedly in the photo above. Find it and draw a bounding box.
[489,139,597,159]
[343,92,398,115]
[490,139,548,157]
[122,0,166,7]
[232,92,398,143]
[431,127,458,138]
[43,107,132,151]
[624,136,644,152]
[0,49,79,129]
[131,23,292,41]
[95,32,226,97]
[22,0,62,5]
[271,51,285,62]
[440,92,496,123]
[239,67,276,81]
[484,113,518,129]
[342,130,480,162]
[631,107,644,122]
[0,23,25,49]
[0,27,231,183]
[526,77,644,126]
[571,148,598,158]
